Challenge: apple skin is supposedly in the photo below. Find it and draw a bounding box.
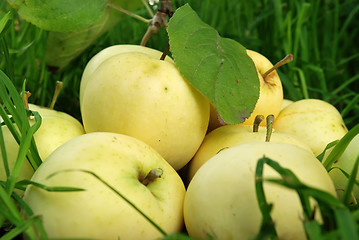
[327,134,359,200]
[79,44,174,108]
[281,98,294,110]
[23,132,186,240]
[81,47,210,170]
[0,125,34,182]
[184,142,336,240]
[28,104,86,160]
[188,124,313,182]
[273,99,348,156]
[0,105,85,183]
[208,49,283,130]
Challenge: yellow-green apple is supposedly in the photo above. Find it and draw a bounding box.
[188,123,313,182]
[327,133,359,200]
[273,99,348,156]
[80,45,210,170]
[208,50,288,131]
[184,142,336,240]
[23,132,186,240]
[281,98,294,110]
[0,105,85,184]
[79,44,174,108]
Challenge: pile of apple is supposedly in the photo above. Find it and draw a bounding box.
[3,44,358,239]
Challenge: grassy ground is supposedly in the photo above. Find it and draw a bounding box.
[1,0,358,129]
[1,0,359,238]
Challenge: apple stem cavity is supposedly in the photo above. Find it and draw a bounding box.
[141,168,163,186]
[253,115,265,132]
[262,54,294,79]
[50,81,63,110]
[265,114,275,142]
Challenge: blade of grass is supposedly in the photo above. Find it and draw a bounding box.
[342,155,359,206]
[253,157,277,240]
[16,179,86,192]
[5,111,41,194]
[0,120,10,177]
[0,216,40,240]
[323,123,359,171]
[334,207,358,240]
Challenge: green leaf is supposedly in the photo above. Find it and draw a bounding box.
[167,4,259,124]
[45,0,143,70]
[8,0,107,32]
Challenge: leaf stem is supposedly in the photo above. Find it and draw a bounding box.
[107,3,151,24]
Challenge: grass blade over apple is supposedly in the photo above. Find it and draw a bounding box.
[167,4,260,125]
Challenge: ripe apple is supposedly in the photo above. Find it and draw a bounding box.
[81,46,210,170]
[188,123,313,182]
[184,142,336,240]
[273,99,348,156]
[0,105,85,184]
[327,133,359,200]
[281,98,294,110]
[23,132,186,239]
[208,50,288,130]
[79,44,174,108]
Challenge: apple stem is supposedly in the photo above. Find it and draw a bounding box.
[253,115,265,132]
[262,54,294,79]
[49,81,63,110]
[265,114,275,142]
[141,168,163,186]
[160,43,170,61]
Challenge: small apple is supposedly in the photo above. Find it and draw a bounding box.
[23,132,186,239]
[208,50,290,130]
[81,45,210,170]
[273,98,348,156]
[188,118,313,182]
[184,142,336,240]
[327,133,359,200]
[0,104,85,184]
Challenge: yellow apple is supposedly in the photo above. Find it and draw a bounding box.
[273,99,348,156]
[81,46,210,170]
[208,49,284,130]
[23,132,186,239]
[0,105,85,184]
[79,44,174,108]
[184,142,336,240]
[188,123,313,182]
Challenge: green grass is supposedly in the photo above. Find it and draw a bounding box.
[1,0,359,129]
[1,0,359,239]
